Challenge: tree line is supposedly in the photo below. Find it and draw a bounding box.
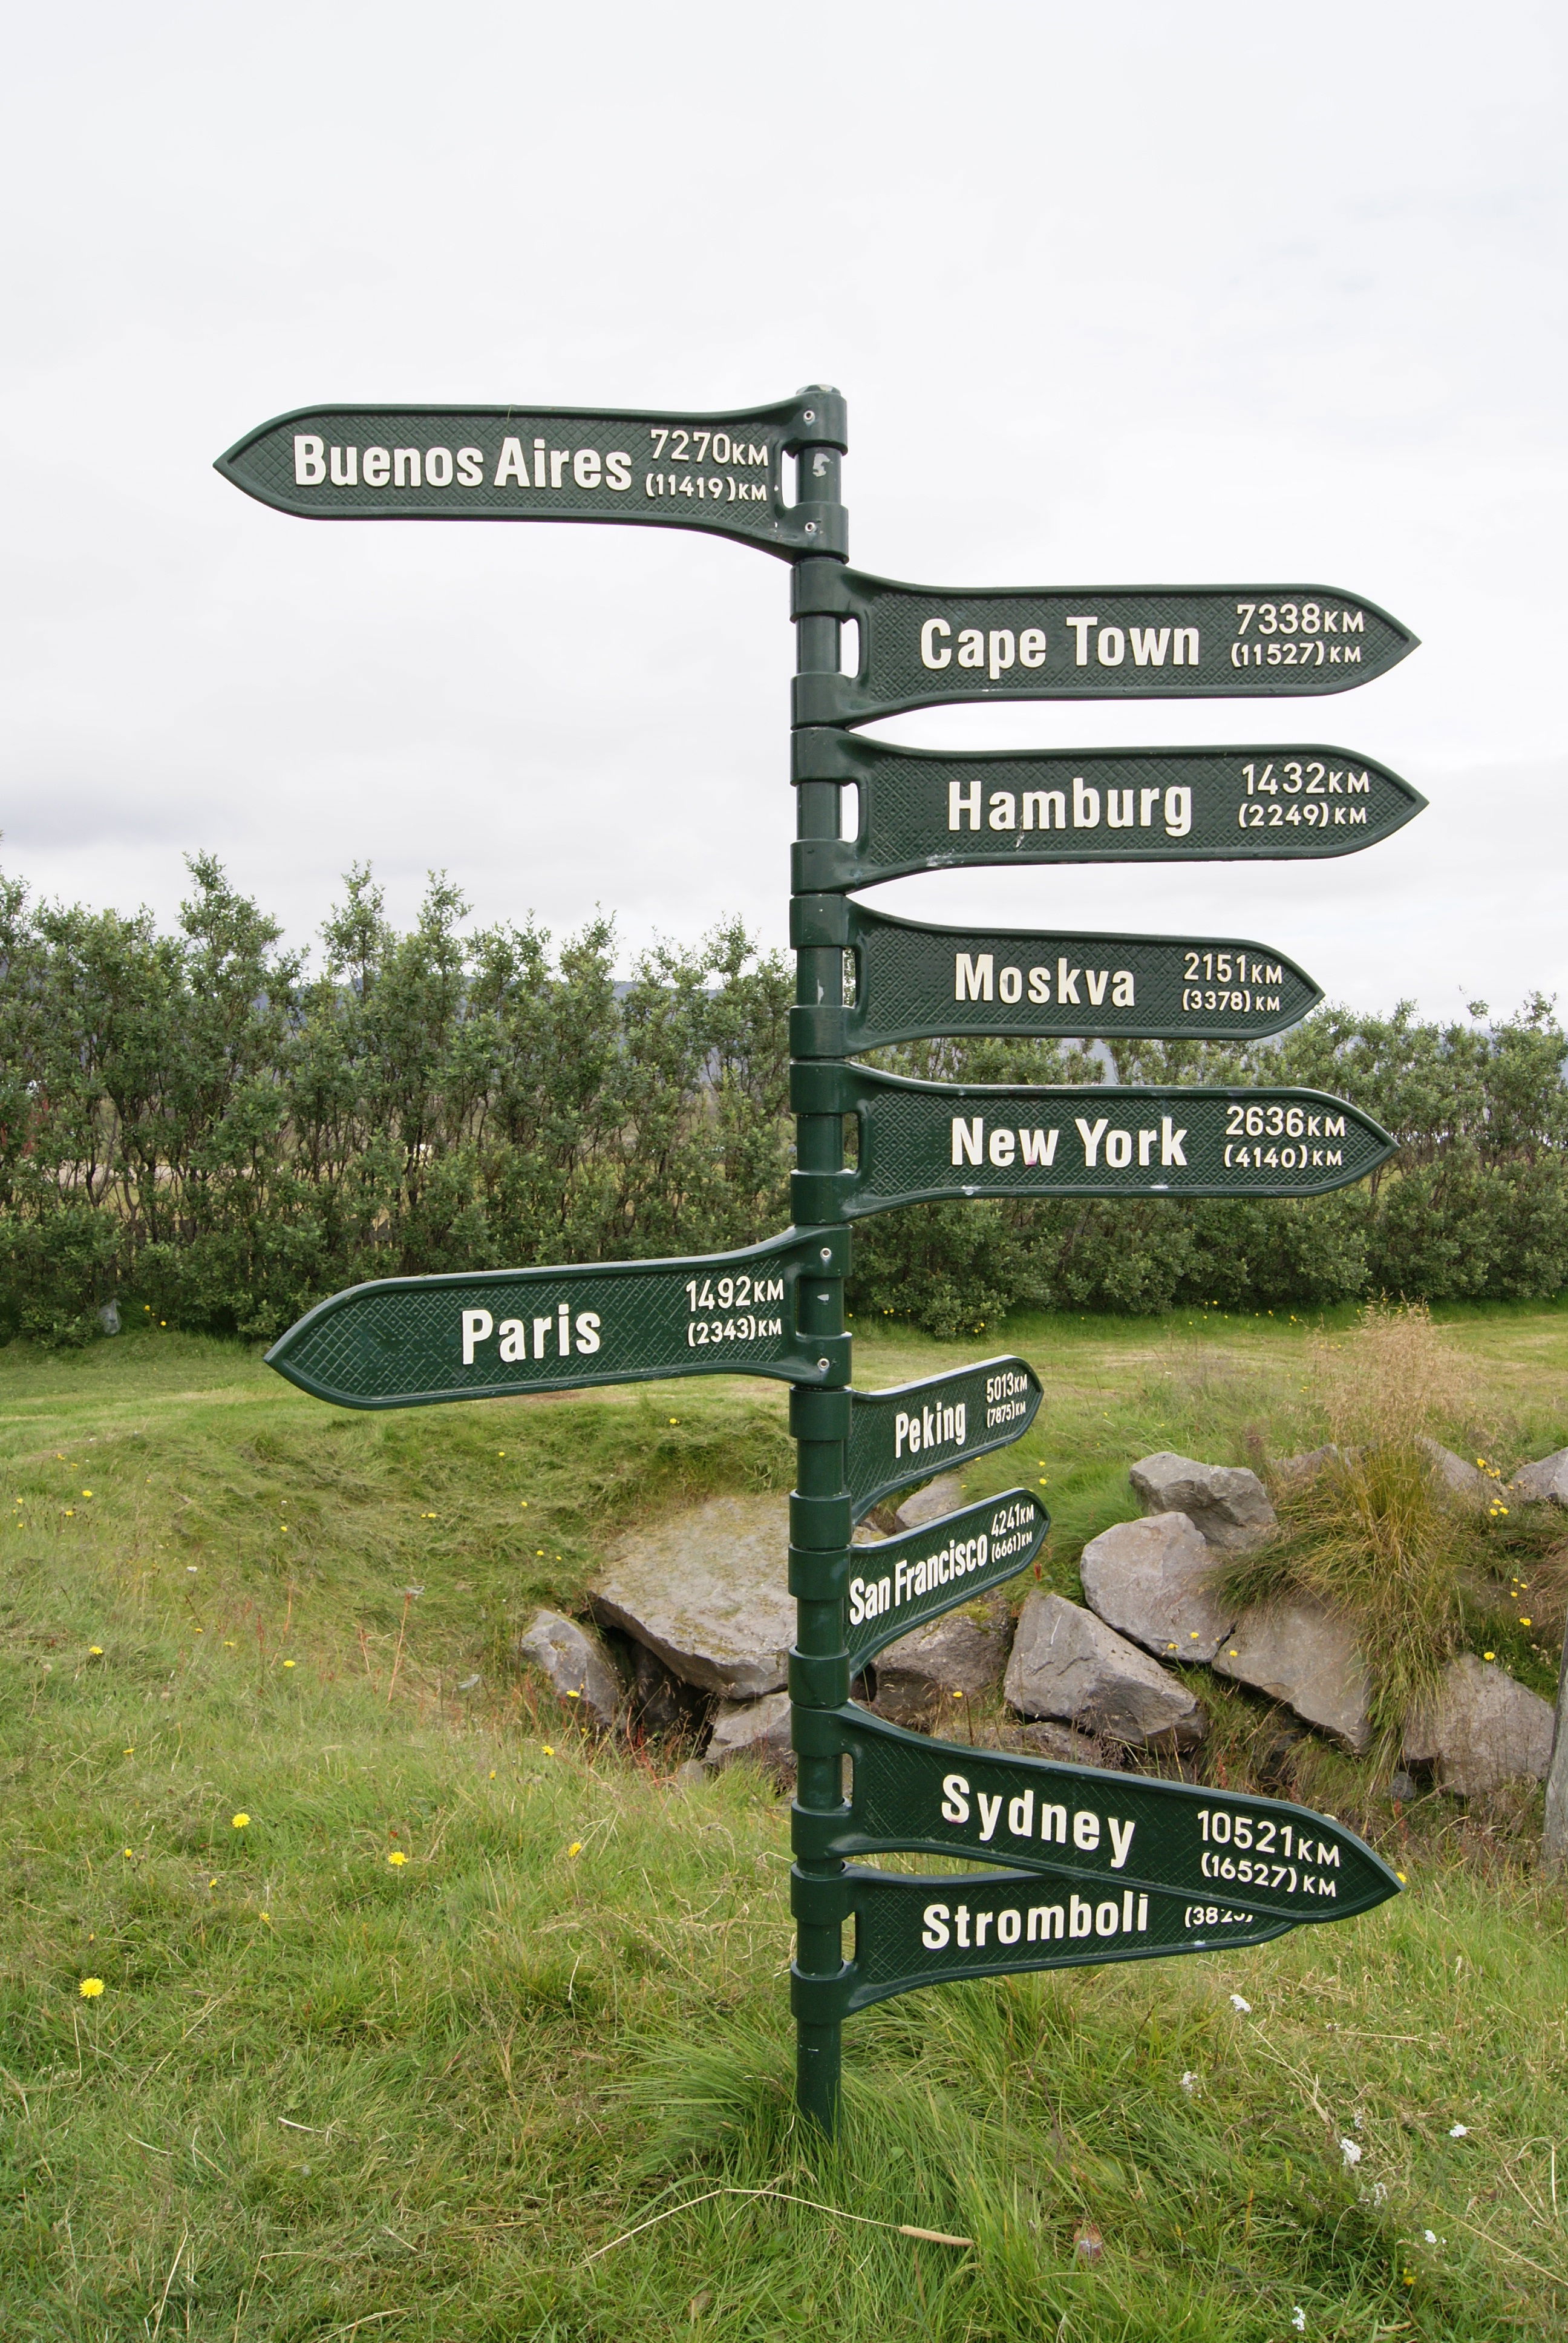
[2,857,1565,1345]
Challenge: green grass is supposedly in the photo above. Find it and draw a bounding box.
[2,1308,1568,2337]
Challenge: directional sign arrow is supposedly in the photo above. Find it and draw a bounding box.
[793,570,1416,723]
[265,1228,851,1409]
[843,1491,1048,1675]
[846,1357,1042,1522]
[790,901,1320,1052]
[790,1068,1394,1222]
[797,1706,1402,1930]
[791,735,1426,891]
[216,390,846,560]
[803,1867,1301,2018]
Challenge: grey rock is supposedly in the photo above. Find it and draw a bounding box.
[1416,1437,1492,1508]
[1509,1447,1568,1507]
[1387,1771,1417,1801]
[704,1691,794,1785]
[592,1494,794,1698]
[515,1609,622,1731]
[672,1758,711,1789]
[872,1602,1008,1728]
[970,1715,1125,1771]
[1272,1444,1345,1492]
[892,1473,965,1533]
[629,1639,700,1735]
[1079,1512,1238,1664]
[1004,1592,1205,1751]
[1211,1598,1373,1754]
[1129,1451,1276,1552]
[1403,1656,1554,1796]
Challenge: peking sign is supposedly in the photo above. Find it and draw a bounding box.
[219,382,1413,2138]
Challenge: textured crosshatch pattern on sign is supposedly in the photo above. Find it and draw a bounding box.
[837,1869,1298,2014]
[216,397,841,555]
[791,736,1427,888]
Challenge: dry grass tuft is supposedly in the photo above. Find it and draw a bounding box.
[1221,1305,1489,1743]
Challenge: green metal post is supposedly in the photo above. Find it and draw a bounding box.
[789,401,851,2135]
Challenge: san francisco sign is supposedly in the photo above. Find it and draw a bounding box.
[217,392,848,559]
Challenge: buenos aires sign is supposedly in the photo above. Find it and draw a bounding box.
[217,390,846,559]
[791,735,1426,891]
[792,568,1417,723]
[791,900,1319,1050]
[266,1228,851,1409]
[845,1357,1041,1521]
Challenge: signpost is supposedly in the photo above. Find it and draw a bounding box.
[795,900,1321,1051]
[843,1490,1048,1675]
[217,393,846,558]
[844,1357,1042,1521]
[792,566,1418,722]
[220,380,1416,2141]
[791,734,1426,889]
[265,1230,849,1409]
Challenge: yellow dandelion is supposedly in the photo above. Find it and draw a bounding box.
[64,1509,74,1518]
[82,1489,92,1498]
[565,1688,581,1699]
[1520,1616,1532,1625]
[567,1842,583,1858]
[489,1769,496,1779]
[79,1977,105,1999]
[223,1639,236,1648]
[123,1746,133,1755]
[88,1645,103,1656]
[232,1812,250,1829]
[123,1847,134,1857]
[259,1912,271,1924]
[1484,1651,1495,1660]
[541,1745,555,1757]
[387,1850,407,1866]
[1396,1871,1407,1883]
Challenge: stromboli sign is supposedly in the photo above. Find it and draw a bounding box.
[220,380,1415,2138]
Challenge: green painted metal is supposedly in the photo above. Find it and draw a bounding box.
[845,1357,1042,1523]
[792,569,1417,723]
[215,391,847,560]
[264,1228,851,1409]
[790,900,1319,1052]
[801,1868,1302,2019]
[805,1706,1401,1925]
[790,1068,1394,1223]
[843,1490,1047,1675]
[791,734,1426,890]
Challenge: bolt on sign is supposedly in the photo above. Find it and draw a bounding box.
[790,734,1426,891]
[218,381,1416,2140]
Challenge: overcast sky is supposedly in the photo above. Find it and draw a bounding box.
[4,1,1564,1021]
